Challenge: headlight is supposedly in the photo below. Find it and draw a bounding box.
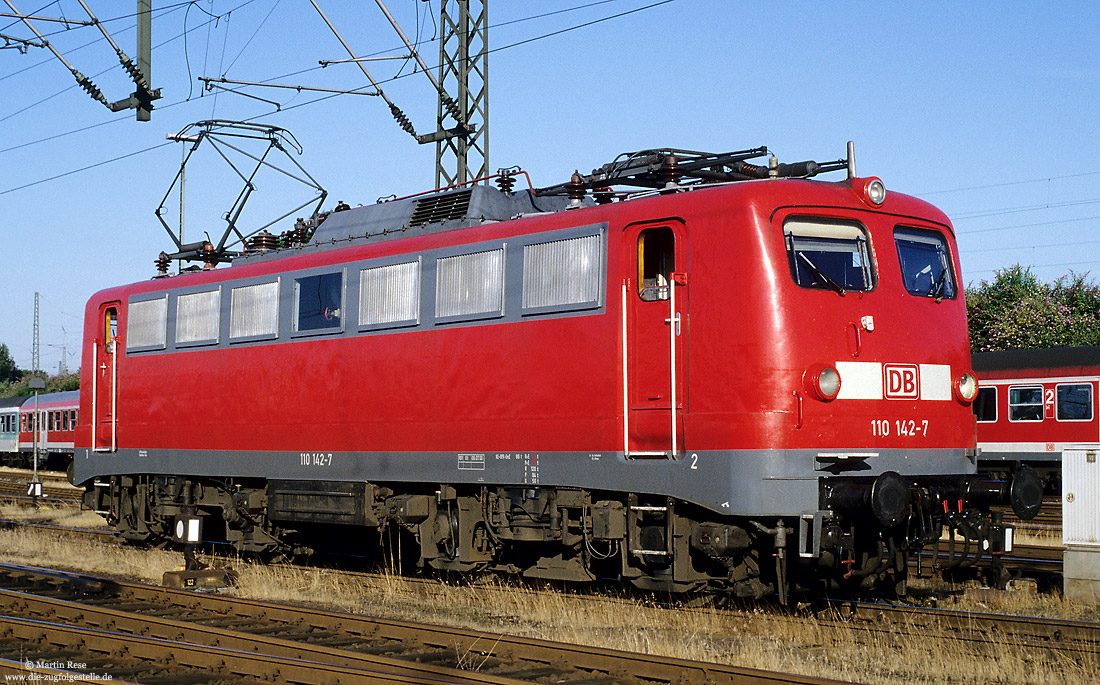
[955,372,979,403]
[866,178,886,205]
[805,365,842,401]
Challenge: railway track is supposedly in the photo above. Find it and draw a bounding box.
[818,599,1100,660]
[0,563,844,685]
[0,473,83,503]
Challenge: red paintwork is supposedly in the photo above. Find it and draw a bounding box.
[75,178,976,462]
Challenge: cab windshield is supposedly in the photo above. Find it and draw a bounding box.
[784,218,874,294]
[895,227,956,300]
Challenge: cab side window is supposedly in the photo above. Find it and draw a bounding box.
[637,227,675,301]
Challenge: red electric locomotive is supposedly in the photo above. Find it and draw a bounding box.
[75,145,1041,599]
[974,345,1100,488]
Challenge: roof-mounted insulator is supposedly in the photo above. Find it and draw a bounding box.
[769,155,779,178]
[736,161,770,179]
[496,170,516,194]
[247,231,278,253]
[657,154,682,192]
[594,187,615,204]
[566,171,586,209]
[201,242,218,269]
[154,252,170,278]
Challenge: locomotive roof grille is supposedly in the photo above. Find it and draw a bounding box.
[409,189,474,226]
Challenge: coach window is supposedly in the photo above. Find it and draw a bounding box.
[295,272,344,332]
[783,218,874,294]
[895,227,957,300]
[1057,383,1093,421]
[1008,385,1043,422]
[638,227,674,301]
[973,387,997,422]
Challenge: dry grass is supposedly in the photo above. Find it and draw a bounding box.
[0,513,1097,685]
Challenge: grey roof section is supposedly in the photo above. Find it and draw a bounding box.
[19,390,79,409]
[972,346,1100,372]
[0,396,27,410]
[235,185,587,265]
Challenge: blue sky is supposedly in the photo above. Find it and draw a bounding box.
[2,1,1099,372]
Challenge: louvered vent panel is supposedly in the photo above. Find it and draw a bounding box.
[410,190,473,226]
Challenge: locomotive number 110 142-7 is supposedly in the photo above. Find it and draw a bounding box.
[870,419,929,437]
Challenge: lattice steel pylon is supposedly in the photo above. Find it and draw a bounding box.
[435,0,488,187]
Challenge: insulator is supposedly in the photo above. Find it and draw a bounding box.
[496,172,515,194]
[284,227,305,247]
[389,102,417,137]
[593,187,615,204]
[441,94,462,121]
[121,57,143,85]
[736,161,770,179]
[565,171,586,203]
[76,74,107,105]
[154,252,170,277]
[656,154,682,190]
[248,231,278,252]
[201,242,217,269]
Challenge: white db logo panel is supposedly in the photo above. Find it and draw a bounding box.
[884,364,919,400]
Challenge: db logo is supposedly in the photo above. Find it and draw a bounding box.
[884,364,919,400]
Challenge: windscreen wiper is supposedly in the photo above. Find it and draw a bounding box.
[928,270,948,302]
[798,252,846,296]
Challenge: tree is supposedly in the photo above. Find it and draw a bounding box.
[966,265,1100,352]
[0,344,19,383]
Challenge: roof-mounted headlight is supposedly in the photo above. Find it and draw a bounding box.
[866,178,886,205]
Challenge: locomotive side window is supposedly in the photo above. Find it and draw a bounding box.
[894,227,957,300]
[1008,385,1044,422]
[126,296,168,350]
[230,281,280,340]
[176,289,221,345]
[637,227,674,301]
[1057,383,1093,421]
[523,234,603,311]
[973,387,997,422]
[783,218,874,294]
[294,272,344,332]
[360,260,421,328]
[436,248,505,320]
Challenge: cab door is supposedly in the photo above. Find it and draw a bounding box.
[93,303,119,452]
[622,222,687,456]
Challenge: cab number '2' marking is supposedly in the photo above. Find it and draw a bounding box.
[300,452,333,466]
[870,419,929,437]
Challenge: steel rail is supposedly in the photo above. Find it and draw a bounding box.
[0,563,844,685]
[0,587,514,685]
[821,599,1100,657]
[0,614,477,684]
[0,479,82,502]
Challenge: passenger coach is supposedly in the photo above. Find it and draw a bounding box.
[75,146,1041,599]
[974,345,1100,486]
